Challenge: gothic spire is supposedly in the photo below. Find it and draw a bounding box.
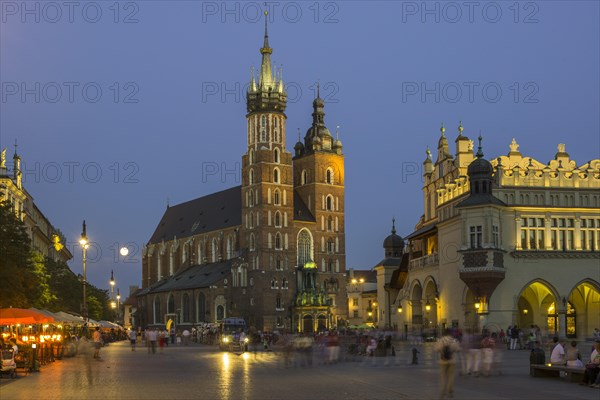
[259,10,274,90]
[476,134,484,158]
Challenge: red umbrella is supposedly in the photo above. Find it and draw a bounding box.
[0,308,55,325]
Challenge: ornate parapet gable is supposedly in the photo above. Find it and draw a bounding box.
[510,250,600,259]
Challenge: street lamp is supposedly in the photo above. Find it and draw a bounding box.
[425,300,432,312]
[397,304,403,313]
[116,288,121,324]
[79,220,90,323]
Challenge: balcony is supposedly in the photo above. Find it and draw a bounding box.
[408,253,439,271]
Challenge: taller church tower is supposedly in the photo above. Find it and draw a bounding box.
[240,13,296,329]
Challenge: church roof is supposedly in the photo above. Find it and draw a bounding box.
[293,191,315,222]
[148,186,242,245]
[142,260,233,294]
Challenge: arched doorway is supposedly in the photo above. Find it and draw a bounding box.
[410,282,423,336]
[517,281,558,335]
[303,315,314,333]
[567,280,600,339]
[423,278,439,337]
[317,315,327,332]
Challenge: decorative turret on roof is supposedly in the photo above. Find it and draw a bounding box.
[298,84,338,154]
[436,123,453,162]
[246,11,287,114]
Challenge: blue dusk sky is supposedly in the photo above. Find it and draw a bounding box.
[1,1,598,296]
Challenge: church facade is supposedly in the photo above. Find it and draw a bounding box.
[374,123,599,341]
[138,20,347,333]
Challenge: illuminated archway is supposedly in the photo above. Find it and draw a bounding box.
[517,280,559,335]
[567,280,600,339]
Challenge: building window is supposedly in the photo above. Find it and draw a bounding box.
[520,217,545,250]
[250,298,255,306]
[327,216,333,231]
[274,211,281,227]
[326,195,333,211]
[297,229,313,267]
[353,310,359,318]
[274,190,280,205]
[550,218,575,250]
[301,170,308,185]
[275,233,282,250]
[274,148,279,163]
[581,218,599,251]
[271,278,277,289]
[276,295,282,310]
[353,298,358,306]
[261,115,266,127]
[469,225,482,248]
[492,225,499,247]
[282,278,288,289]
[326,168,333,184]
[249,234,255,251]
[327,240,335,254]
[276,257,283,271]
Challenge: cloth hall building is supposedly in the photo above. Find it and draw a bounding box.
[137,21,347,333]
[373,124,599,341]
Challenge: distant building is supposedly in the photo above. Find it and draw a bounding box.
[346,269,378,327]
[138,18,347,333]
[0,145,72,263]
[380,123,599,340]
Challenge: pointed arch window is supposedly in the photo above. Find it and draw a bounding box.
[274,168,280,184]
[275,232,282,250]
[249,233,256,251]
[167,293,175,314]
[274,189,281,205]
[326,168,334,184]
[274,148,280,163]
[276,295,283,310]
[249,150,254,164]
[297,229,313,267]
[301,170,308,185]
[212,238,219,262]
[275,211,281,227]
[153,296,161,324]
[326,195,334,211]
[182,293,191,323]
[249,169,254,185]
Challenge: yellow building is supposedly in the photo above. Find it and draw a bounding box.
[386,123,599,340]
[0,146,72,263]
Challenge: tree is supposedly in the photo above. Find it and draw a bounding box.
[0,201,39,308]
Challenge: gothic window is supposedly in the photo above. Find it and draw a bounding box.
[271,278,277,289]
[249,277,254,286]
[197,293,206,322]
[249,150,254,164]
[326,168,334,184]
[274,168,280,183]
[276,295,282,310]
[216,305,224,321]
[261,115,266,127]
[274,189,281,205]
[227,235,234,259]
[153,296,161,324]
[326,195,334,211]
[212,238,219,262]
[282,278,288,289]
[275,232,282,250]
[327,216,333,231]
[301,170,308,185]
[249,233,255,251]
[492,225,499,248]
[249,212,254,228]
[276,257,282,271]
[274,118,278,128]
[275,211,281,227]
[249,191,254,207]
[249,169,254,185]
[297,229,313,267]
[261,129,266,142]
[274,148,280,163]
[182,293,191,323]
[167,294,175,314]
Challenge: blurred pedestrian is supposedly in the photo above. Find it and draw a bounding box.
[480,332,495,377]
[93,327,102,359]
[182,329,191,346]
[147,328,157,354]
[129,329,136,351]
[436,330,461,399]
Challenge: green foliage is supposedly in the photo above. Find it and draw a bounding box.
[0,201,113,317]
[0,201,38,308]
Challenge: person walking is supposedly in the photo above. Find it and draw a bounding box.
[147,328,157,354]
[436,330,461,399]
[92,327,102,359]
[129,329,137,351]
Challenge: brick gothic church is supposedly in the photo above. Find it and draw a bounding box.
[138,19,347,333]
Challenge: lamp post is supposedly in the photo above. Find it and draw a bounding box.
[116,288,121,324]
[79,220,90,324]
